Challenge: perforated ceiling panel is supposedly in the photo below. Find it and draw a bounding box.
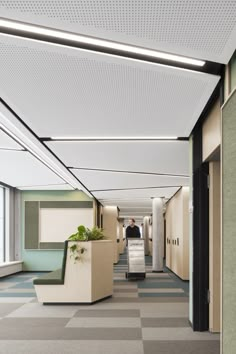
[0,150,65,187]
[71,169,189,191]
[47,141,189,176]
[0,1,236,63]
[0,129,22,150]
[93,187,180,200]
[101,198,154,216]
[0,34,220,138]
[101,199,154,207]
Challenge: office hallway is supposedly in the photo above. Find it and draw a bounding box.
[0,253,219,354]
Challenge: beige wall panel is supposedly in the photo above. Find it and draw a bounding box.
[182,187,190,280]
[202,98,221,161]
[102,206,119,264]
[165,187,189,280]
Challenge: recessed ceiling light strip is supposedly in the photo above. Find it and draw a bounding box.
[49,136,179,141]
[0,122,78,189]
[0,102,93,196]
[0,18,205,68]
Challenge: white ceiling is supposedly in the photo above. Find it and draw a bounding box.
[47,141,190,175]
[0,128,22,150]
[0,150,65,187]
[93,187,180,200]
[18,184,73,190]
[71,169,189,191]
[0,34,219,138]
[0,1,233,218]
[0,129,74,190]
[0,1,236,63]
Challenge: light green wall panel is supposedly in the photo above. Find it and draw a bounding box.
[222,88,236,354]
[21,190,93,271]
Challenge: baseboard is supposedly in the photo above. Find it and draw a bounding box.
[0,261,23,278]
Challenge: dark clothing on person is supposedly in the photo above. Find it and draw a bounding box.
[126,225,141,239]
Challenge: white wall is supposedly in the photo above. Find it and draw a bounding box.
[40,208,93,243]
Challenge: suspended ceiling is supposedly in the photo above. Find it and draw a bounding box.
[0,1,235,220]
[0,0,236,63]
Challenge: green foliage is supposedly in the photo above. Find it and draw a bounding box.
[69,243,87,263]
[68,225,105,263]
[68,225,105,242]
[84,226,105,241]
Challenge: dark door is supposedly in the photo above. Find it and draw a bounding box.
[192,126,210,331]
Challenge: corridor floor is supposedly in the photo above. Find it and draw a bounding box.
[0,253,220,354]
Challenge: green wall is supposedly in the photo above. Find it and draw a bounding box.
[21,190,93,271]
[222,88,236,353]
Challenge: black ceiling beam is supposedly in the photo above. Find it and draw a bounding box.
[69,166,190,178]
[91,186,183,192]
[42,137,189,142]
[0,18,224,76]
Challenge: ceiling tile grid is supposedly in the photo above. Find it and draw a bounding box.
[0,1,236,63]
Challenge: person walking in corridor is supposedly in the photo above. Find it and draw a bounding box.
[126,218,141,240]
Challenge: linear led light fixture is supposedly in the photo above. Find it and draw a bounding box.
[0,18,205,67]
[0,122,79,190]
[50,136,178,141]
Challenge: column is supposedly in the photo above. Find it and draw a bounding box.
[152,198,164,272]
[143,216,150,256]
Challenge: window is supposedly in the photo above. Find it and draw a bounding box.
[0,186,5,263]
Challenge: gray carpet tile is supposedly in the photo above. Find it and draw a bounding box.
[0,318,70,327]
[143,340,220,354]
[0,303,25,317]
[0,340,144,354]
[142,327,220,341]
[0,251,219,353]
[74,309,141,317]
[114,288,138,293]
[66,317,141,328]
[103,296,188,303]
[141,317,190,328]
[0,325,142,340]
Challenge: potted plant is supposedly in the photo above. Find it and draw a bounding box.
[68,225,105,262]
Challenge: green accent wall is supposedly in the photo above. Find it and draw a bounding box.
[25,201,39,249]
[21,190,93,271]
[222,88,236,353]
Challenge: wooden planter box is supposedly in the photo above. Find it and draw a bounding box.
[34,240,113,304]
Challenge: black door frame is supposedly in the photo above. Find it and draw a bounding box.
[192,124,209,331]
